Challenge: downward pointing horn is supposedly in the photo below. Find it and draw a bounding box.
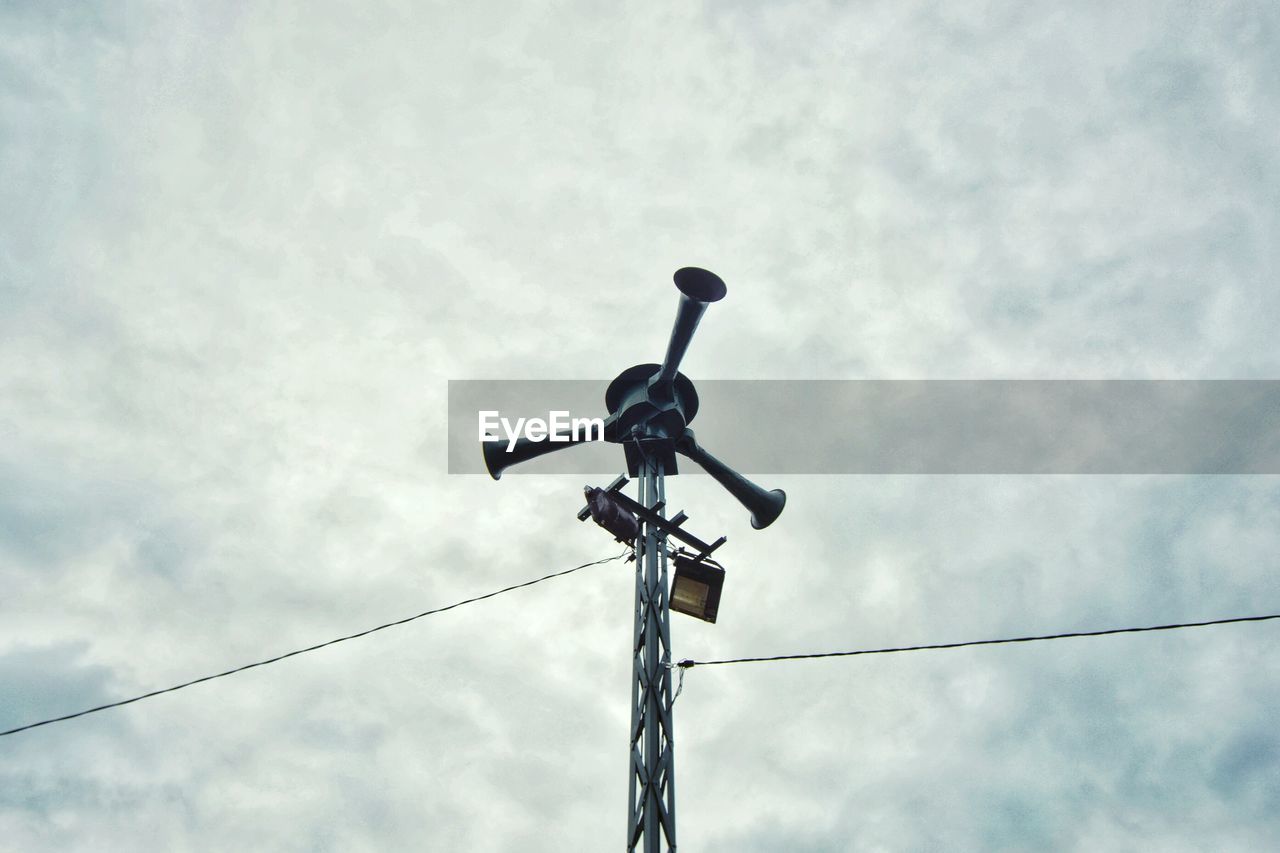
[674,428,786,529]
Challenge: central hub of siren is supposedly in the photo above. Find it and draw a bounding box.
[603,363,696,476]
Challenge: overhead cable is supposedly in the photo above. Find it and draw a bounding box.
[677,612,1280,669]
[1,549,631,739]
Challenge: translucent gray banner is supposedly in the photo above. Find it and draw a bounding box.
[448,380,1280,475]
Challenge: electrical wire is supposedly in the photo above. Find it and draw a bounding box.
[1,549,631,739]
[677,612,1280,669]
[671,661,686,703]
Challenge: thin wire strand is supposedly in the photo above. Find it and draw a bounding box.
[677,612,1280,669]
[1,549,631,738]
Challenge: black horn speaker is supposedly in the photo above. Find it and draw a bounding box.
[674,429,786,530]
[482,432,593,480]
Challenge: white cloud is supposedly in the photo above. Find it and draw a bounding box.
[3,0,1279,849]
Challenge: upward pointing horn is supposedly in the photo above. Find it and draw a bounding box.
[648,267,727,401]
[674,428,786,529]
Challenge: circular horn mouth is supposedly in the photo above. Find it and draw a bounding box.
[673,267,727,303]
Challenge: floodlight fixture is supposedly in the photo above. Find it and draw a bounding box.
[670,555,725,624]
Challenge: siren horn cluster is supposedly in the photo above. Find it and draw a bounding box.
[481,267,786,529]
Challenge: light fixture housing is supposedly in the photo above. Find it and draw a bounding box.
[670,555,725,623]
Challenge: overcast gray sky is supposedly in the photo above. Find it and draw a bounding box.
[3,1,1279,850]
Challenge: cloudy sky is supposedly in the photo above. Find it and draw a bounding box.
[3,1,1279,850]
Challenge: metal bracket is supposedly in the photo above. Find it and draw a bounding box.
[579,474,726,561]
[578,474,630,521]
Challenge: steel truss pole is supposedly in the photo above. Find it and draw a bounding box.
[627,452,677,851]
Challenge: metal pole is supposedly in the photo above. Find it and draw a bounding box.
[628,452,676,851]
